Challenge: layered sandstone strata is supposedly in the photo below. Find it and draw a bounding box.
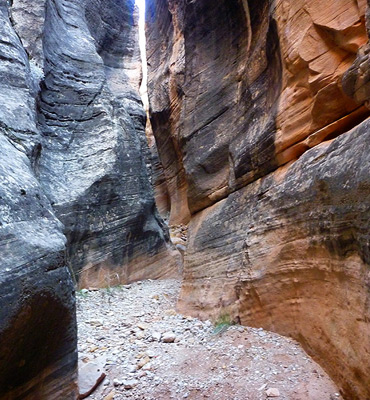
[8,0,178,289]
[147,0,369,215]
[0,0,177,397]
[146,0,370,398]
[179,124,370,400]
[0,3,77,398]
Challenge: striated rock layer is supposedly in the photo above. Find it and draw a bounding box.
[0,0,177,398]
[36,0,177,288]
[146,0,370,398]
[0,3,77,398]
[6,0,178,289]
[147,0,370,215]
[179,124,370,400]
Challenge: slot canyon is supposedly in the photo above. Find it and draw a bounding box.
[0,0,369,399]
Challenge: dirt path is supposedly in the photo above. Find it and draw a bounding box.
[77,279,342,400]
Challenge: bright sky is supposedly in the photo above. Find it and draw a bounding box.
[136,0,146,19]
[135,0,148,106]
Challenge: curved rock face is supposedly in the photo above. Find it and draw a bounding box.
[343,1,370,106]
[10,0,46,67]
[7,0,178,289]
[146,0,190,225]
[0,0,177,397]
[147,0,283,222]
[146,0,370,398]
[34,0,177,288]
[179,125,370,399]
[147,0,370,215]
[0,3,77,398]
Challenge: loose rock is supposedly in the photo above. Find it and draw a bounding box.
[77,280,343,400]
[123,379,138,390]
[162,332,176,343]
[266,388,280,397]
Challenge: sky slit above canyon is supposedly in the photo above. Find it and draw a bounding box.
[136,0,149,110]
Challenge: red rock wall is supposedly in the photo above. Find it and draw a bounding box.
[275,0,369,164]
[146,1,370,399]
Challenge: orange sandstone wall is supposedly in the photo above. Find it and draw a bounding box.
[146,1,370,399]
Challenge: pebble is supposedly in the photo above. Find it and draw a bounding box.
[137,356,150,369]
[137,322,149,331]
[103,391,115,400]
[266,387,280,397]
[152,331,162,341]
[113,379,122,387]
[142,362,153,371]
[162,331,176,343]
[123,379,138,389]
[147,350,156,358]
[127,364,137,373]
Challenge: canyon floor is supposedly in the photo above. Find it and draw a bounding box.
[77,280,343,400]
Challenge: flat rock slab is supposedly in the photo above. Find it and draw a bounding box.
[78,356,106,398]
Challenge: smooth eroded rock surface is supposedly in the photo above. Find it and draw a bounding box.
[146,1,370,399]
[0,133,77,400]
[37,0,177,288]
[8,0,178,289]
[147,0,283,220]
[178,121,370,400]
[147,0,370,215]
[1,0,176,398]
[0,3,77,398]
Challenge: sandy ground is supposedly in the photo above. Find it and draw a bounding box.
[77,279,343,400]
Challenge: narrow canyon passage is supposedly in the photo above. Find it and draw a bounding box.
[0,0,369,399]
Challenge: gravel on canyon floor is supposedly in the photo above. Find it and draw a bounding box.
[77,279,343,400]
